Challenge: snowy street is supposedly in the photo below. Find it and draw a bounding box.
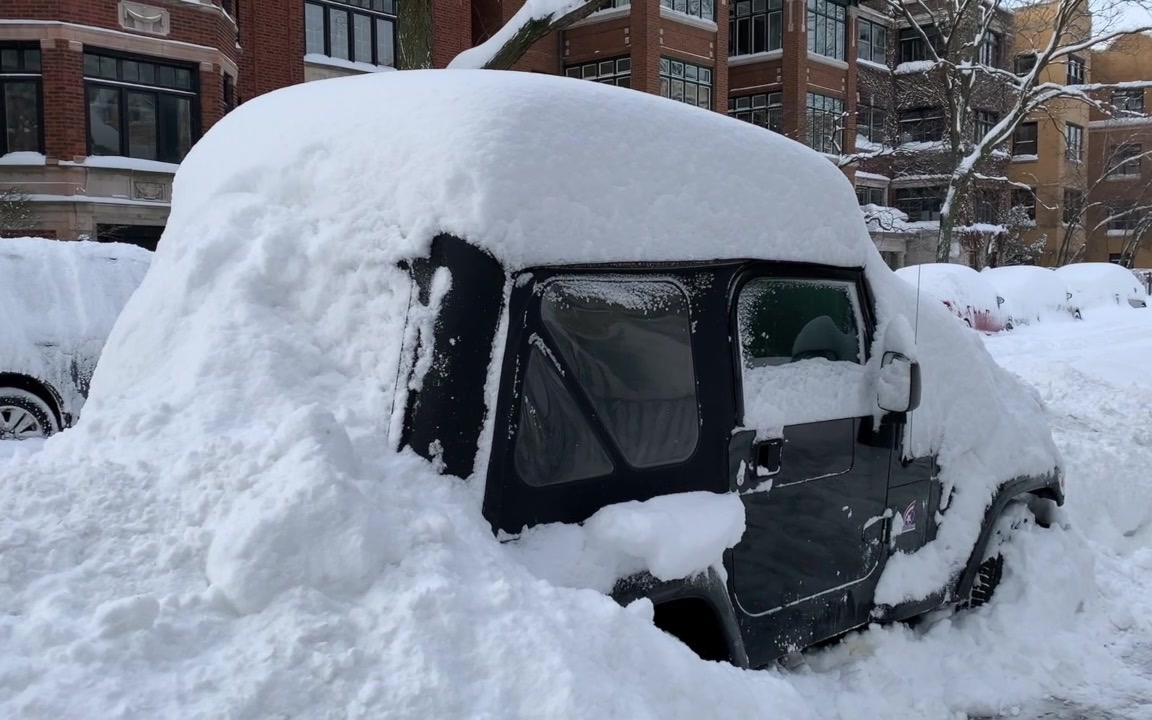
[3,308,1152,719]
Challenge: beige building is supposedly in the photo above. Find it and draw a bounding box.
[1008,2,1092,266]
[1084,33,1152,267]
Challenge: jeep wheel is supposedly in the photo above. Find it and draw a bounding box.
[0,389,59,440]
[959,554,1004,610]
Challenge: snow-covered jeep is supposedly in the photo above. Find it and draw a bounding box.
[154,70,1063,669]
[0,237,150,439]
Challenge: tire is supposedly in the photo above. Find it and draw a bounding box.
[959,554,1004,610]
[0,388,59,440]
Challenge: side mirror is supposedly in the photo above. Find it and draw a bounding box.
[877,351,921,414]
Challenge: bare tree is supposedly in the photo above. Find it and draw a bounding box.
[447,0,614,70]
[857,0,1152,263]
[0,187,37,235]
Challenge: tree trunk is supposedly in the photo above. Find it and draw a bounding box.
[397,0,434,70]
[936,177,969,263]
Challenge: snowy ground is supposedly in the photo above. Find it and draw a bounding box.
[2,308,1151,719]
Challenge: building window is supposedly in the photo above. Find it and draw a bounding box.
[1065,123,1083,161]
[662,0,715,20]
[973,110,998,143]
[857,104,887,144]
[83,52,198,163]
[1063,188,1083,225]
[304,0,396,67]
[730,0,783,57]
[979,32,1001,67]
[899,107,944,144]
[1108,143,1142,177]
[1107,204,1140,232]
[728,92,782,133]
[1011,188,1036,222]
[1015,53,1037,75]
[857,18,887,65]
[1114,88,1144,114]
[1012,121,1038,156]
[899,25,941,64]
[223,74,235,113]
[0,45,42,155]
[856,186,885,206]
[807,0,847,61]
[1067,55,1085,85]
[974,189,999,224]
[893,186,944,222]
[660,58,712,109]
[806,92,843,154]
[566,57,631,87]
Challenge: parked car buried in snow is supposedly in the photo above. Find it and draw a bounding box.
[0,237,150,439]
[162,70,1064,669]
[981,265,1082,325]
[896,263,1010,332]
[1055,262,1149,311]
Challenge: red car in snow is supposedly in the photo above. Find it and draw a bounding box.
[896,263,1010,332]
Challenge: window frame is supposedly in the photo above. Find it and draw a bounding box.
[893,186,945,222]
[856,185,885,206]
[565,56,632,87]
[1113,88,1145,115]
[979,31,1000,67]
[662,0,716,21]
[806,92,844,154]
[728,91,783,133]
[1012,121,1038,156]
[1107,142,1143,178]
[82,49,201,164]
[1065,122,1084,162]
[857,18,887,65]
[807,0,847,61]
[899,107,945,144]
[0,43,45,156]
[660,57,713,110]
[857,103,887,145]
[1067,55,1085,86]
[729,0,783,57]
[1015,53,1037,75]
[973,109,999,143]
[898,25,940,64]
[1063,188,1083,225]
[304,0,398,68]
[973,189,999,225]
[1107,203,1140,232]
[1011,188,1036,222]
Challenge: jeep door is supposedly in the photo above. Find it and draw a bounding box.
[728,270,892,665]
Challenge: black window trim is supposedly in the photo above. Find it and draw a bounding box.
[729,263,876,425]
[304,0,399,68]
[515,273,703,480]
[1012,120,1038,156]
[0,42,45,156]
[82,48,202,164]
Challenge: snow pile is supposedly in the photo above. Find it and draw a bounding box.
[0,70,1059,716]
[0,237,151,410]
[896,262,1002,319]
[982,265,1077,323]
[1056,262,1148,310]
[508,492,745,593]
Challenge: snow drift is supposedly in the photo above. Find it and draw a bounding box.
[0,71,1059,717]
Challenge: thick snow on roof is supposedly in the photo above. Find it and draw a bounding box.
[1055,262,1148,310]
[0,71,1060,716]
[170,69,874,270]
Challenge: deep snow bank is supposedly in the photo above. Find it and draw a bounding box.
[0,71,1059,717]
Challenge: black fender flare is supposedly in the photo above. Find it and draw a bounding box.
[611,566,750,669]
[952,469,1064,602]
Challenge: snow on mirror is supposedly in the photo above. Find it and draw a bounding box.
[737,278,871,430]
[514,278,699,486]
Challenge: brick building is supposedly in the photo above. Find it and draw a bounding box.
[4,0,1144,267]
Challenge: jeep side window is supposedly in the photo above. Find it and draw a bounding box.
[539,279,699,469]
[736,278,867,426]
[512,278,699,486]
[514,347,614,487]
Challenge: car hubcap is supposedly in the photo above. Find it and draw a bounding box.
[0,405,43,439]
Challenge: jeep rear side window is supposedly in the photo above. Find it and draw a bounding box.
[534,278,699,471]
[515,347,615,487]
[737,277,868,426]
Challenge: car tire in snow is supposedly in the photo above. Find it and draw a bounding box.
[959,554,1004,610]
[0,389,59,440]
